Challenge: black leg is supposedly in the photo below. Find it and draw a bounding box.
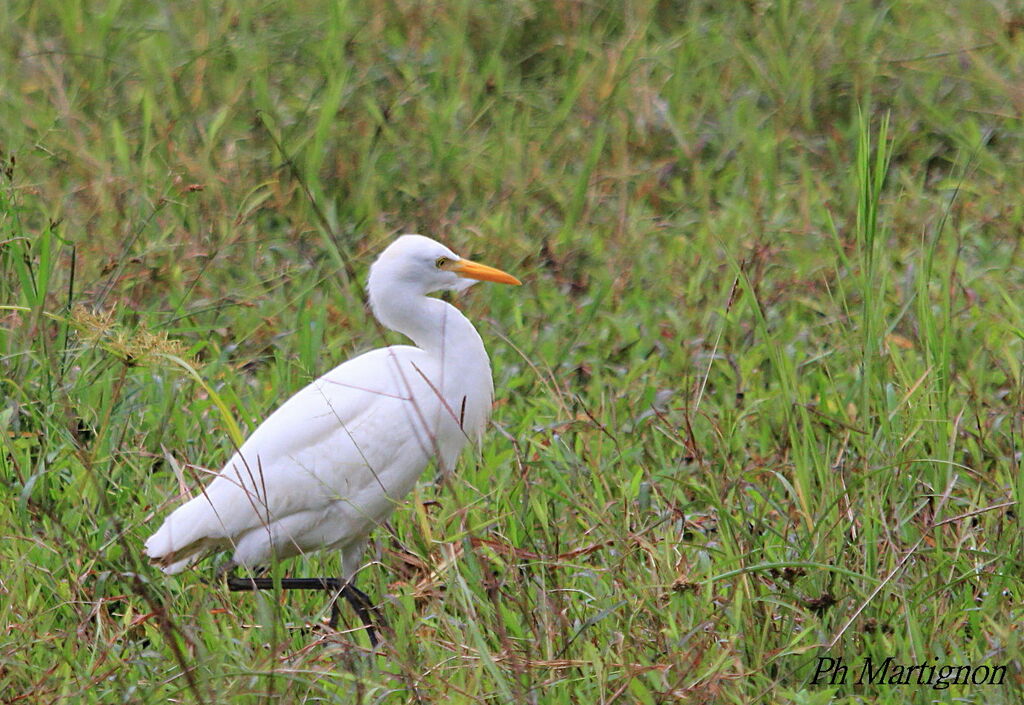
[227,575,384,645]
[227,577,343,590]
[341,582,383,646]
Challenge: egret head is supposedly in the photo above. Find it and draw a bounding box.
[369,234,521,296]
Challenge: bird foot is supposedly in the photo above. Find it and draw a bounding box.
[226,576,385,646]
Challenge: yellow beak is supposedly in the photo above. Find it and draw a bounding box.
[450,258,522,286]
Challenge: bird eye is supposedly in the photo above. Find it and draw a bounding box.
[435,257,449,269]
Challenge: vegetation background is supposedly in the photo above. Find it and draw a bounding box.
[2,0,1022,702]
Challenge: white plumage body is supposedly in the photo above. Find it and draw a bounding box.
[144,235,516,580]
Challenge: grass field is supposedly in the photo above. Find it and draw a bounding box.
[2,0,1024,702]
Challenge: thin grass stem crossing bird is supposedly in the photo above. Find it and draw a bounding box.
[144,235,521,643]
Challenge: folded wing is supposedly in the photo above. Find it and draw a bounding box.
[145,345,445,573]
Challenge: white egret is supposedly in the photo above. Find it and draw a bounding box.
[144,234,521,641]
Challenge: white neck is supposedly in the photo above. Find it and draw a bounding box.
[366,263,496,456]
[368,279,486,365]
